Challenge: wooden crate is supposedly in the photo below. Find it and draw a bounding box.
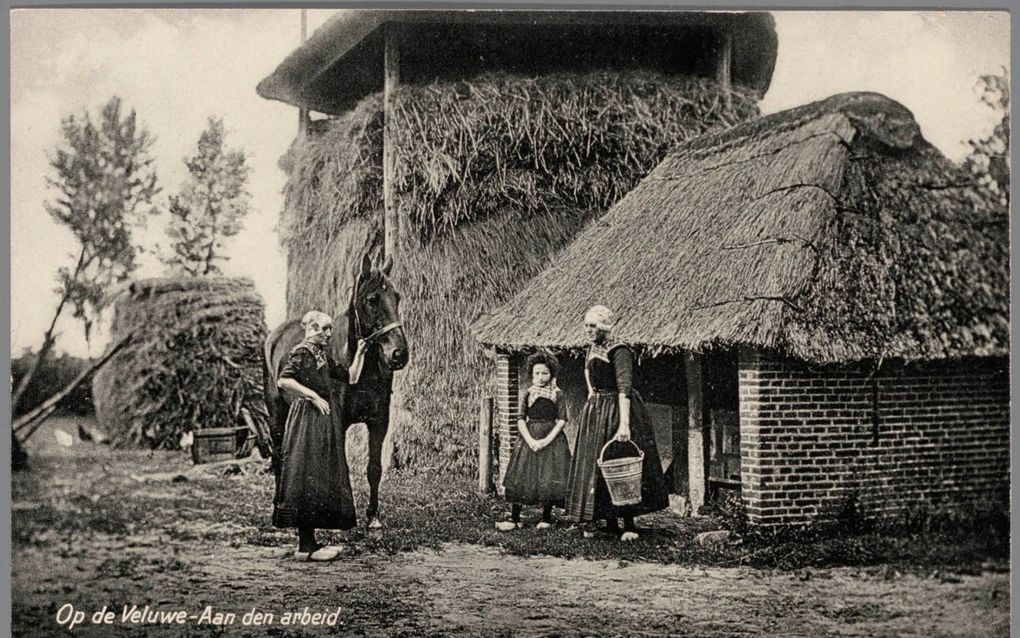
[191,427,246,464]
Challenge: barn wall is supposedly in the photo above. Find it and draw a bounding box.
[739,349,1010,526]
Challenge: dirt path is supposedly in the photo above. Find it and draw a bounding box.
[12,419,1009,637]
[13,533,1008,637]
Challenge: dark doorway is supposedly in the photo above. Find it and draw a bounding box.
[703,350,740,500]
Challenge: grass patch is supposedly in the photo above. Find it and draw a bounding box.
[13,450,1007,573]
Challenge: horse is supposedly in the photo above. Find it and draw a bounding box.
[263,252,409,529]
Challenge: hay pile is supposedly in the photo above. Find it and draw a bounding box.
[281,70,759,472]
[93,277,268,448]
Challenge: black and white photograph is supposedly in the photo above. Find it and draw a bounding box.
[8,7,1011,636]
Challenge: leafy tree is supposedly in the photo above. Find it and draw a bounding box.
[162,117,251,276]
[12,97,160,414]
[963,71,1009,206]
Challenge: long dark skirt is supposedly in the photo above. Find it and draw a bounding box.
[503,419,571,505]
[565,390,669,522]
[272,398,357,530]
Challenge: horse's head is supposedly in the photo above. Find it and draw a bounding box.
[350,253,409,371]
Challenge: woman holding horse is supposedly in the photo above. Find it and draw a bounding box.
[273,310,369,561]
[565,305,669,541]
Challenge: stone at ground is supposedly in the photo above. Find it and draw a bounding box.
[696,530,731,546]
[669,494,691,516]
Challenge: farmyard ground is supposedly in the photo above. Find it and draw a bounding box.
[12,418,1009,637]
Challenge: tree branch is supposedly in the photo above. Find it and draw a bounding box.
[13,333,134,436]
[12,245,87,412]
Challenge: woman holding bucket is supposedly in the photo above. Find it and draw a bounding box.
[565,305,669,541]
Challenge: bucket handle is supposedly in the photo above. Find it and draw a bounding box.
[598,439,643,464]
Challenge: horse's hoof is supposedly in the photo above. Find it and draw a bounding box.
[368,517,384,530]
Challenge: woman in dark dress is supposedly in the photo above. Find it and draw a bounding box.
[274,311,368,561]
[565,305,669,541]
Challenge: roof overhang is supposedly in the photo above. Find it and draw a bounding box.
[257,10,778,115]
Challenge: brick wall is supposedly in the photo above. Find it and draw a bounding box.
[495,352,520,494]
[739,349,1009,526]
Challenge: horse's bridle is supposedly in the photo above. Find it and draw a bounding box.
[352,274,403,345]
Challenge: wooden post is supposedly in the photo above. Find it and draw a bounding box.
[715,30,732,111]
[383,23,400,261]
[478,397,494,494]
[672,405,687,494]
[686,352,707,516]
[298,9,309,138]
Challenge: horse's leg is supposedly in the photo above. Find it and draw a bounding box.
[270,396,289,481]
[366,416,388,529]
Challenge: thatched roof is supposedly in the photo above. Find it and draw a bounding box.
[472,92,1009,364]
[257,10,777,115]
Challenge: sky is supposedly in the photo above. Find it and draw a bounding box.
[9,9,1010,358]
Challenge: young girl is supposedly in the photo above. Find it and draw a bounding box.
[497,351,571,531]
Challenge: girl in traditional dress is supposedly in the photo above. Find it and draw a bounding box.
[274,310,368,561]
[497,351,572,531]
[565,305,669,541]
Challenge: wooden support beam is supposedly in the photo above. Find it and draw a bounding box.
[383,23,400,261]
[686,352,707,516]
[716,31,732,111]
[298,9,309,138]
[478,397,494,494]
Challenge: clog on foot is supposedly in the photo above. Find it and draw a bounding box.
[294,545,341,562]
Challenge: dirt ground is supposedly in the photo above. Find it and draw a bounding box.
[11,418,1010,637]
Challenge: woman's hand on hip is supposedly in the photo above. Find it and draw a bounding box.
[310,396,331,415]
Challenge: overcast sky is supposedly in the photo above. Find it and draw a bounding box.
[9,9,1010,357]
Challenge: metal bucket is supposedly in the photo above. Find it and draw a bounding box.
[597,440,644,506]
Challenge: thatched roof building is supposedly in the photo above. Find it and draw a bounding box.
[472,92,1009,365]
[258,10,777,114]
[473,92,1009,526]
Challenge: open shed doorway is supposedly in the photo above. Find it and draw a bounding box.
[639,349,740,511]
[664,349,741,513]
[703,350,740,503]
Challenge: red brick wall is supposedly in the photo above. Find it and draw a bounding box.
[739,349,1010,526]
[495,352,520,494]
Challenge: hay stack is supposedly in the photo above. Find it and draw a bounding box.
[281,70,760,472]
[93,277,268,448]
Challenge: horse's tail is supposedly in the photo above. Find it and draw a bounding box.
[262,320,294,401]
[261,331,276,407]
[262,321,300,479]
